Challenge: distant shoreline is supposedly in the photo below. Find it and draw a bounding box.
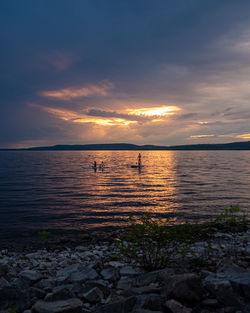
[1,141,250,151]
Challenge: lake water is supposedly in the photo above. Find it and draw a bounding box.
[0,150,250,235]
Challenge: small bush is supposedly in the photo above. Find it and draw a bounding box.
[118,206,248,270]
[117,213,171,270]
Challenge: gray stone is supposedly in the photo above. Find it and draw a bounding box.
[201,298,218,307]
[20,270,42,284]
[97,296,137,313]
[229,272,250,301]
[0,277,10,288]
[32,298,83,313]
[164,273,204,305]
[56,264,79,279]
[133,271,160,287]
[203,275,239,307]
[83,287,104,303]
[140,294,164,311]
[69,268,99,282]
[30,287,47,299]
[117,277,133,290]
[0,262,9,277]
[130,286,161,295]
[35,278,54,290]
[164,299,192,313]
[45,285,75,301]
[101,267,119,281]
[120,266,139,277]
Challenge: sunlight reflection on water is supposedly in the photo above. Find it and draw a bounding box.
[0,150,250,232]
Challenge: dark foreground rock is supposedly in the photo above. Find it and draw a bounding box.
[0,229,250,312]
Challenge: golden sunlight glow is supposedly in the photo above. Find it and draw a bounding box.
[190,134,215,138]
[127,106,180,117]
[73,118,136,126]
[236,133,250,140]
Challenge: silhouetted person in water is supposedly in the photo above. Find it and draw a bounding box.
[93,161,97,168]
[100,161,104,168]
[138,153,141,166]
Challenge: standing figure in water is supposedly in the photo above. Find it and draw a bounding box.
[93,161,97,168]
[138,153,141,167]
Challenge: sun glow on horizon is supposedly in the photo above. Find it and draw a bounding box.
[127,105,180,117]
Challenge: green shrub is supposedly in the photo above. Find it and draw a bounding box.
[117,213,171,270]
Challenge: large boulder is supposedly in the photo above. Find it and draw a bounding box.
[163,273,204,305]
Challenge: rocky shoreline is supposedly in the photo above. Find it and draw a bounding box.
[1,228,250,313]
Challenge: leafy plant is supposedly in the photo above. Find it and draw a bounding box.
[213,206,247,232]
[38,230,50,243]
[117,213,171,270]
[118,206,248,270]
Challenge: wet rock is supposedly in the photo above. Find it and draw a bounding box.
[32,298,83,313]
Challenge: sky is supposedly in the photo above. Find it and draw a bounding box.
[1,0,250,148]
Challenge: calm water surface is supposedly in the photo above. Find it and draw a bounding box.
[0,150,250,234]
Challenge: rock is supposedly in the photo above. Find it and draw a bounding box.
[133,271,160,287]
[32,298,83,313]
[164,299,192,313]
[35,278,54,290]
[130,286,161,295]
[203,275,239,307]
[0,277,10,288]
[201,298,218,307]
[30,287,47,299]
[140,294,164,311]
[69,268,99,282]
[163,273,204,305]
[45,285,75,301]
[97,296,137,313]
[0,262,9,277]
[120,266,140,277]
[229,272,250,301]
[0,285,30,312]
[101,267,119,281]
[19,270,42,284]
[133,309,162,313]
[56,264,79,279]
[117,277,133,290]
[83,287,104,303]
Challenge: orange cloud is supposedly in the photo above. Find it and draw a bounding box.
[190,134,215,138]
[236,133,250,140]
[40,80,113,100]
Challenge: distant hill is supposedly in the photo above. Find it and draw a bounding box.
[1,141,250,151]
